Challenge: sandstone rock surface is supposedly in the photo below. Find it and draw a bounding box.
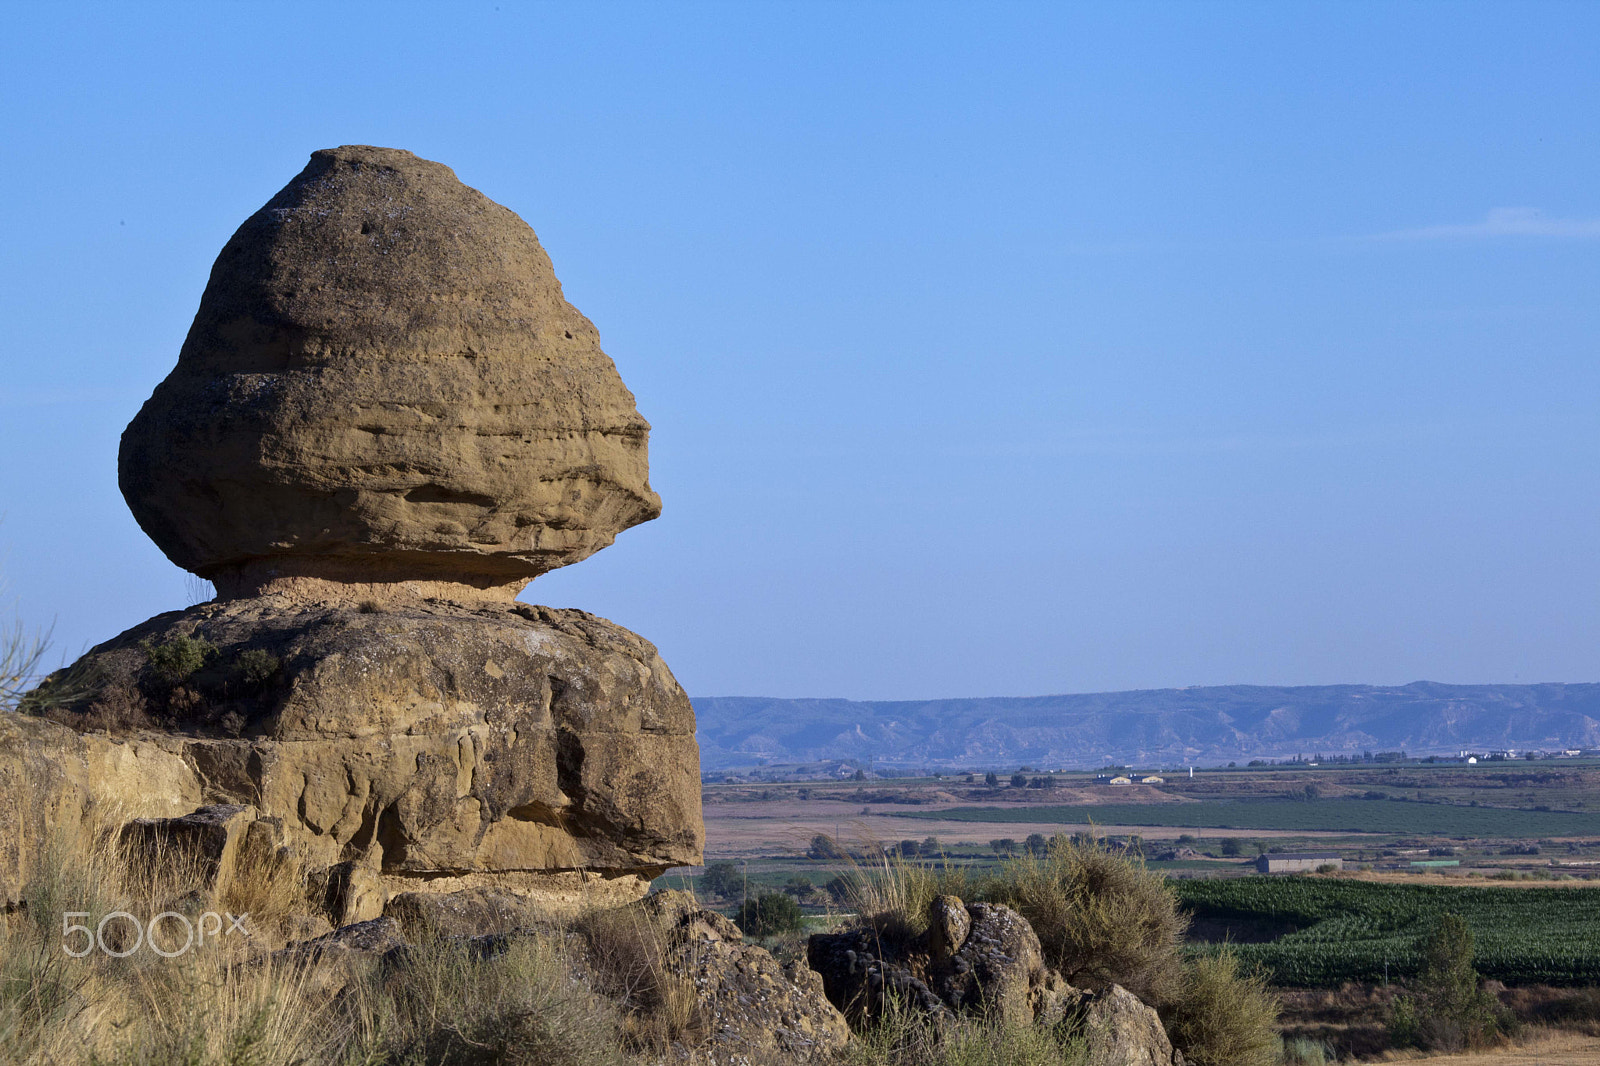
[0,712,201,908]
[32,596,701,908]
[120,145,660,598]
[638,891,849,1064]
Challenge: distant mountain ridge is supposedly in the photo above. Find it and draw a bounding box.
[691,683,1600,770]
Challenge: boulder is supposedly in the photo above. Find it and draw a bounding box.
[637,891,849,1064]
[120,803,258,901]
[808,898,1053,1024]
[119,145,660,599]
[1072,984,1188,1066]
[18,144,698,928]
[808,896,1183,1065]
[384,886,547,939]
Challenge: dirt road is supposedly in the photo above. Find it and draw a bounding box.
[1383,1032,1600,1064]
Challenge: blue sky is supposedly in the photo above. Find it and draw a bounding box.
[2,2,1597,699]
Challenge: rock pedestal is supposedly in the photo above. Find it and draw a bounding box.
[13,146,701,917]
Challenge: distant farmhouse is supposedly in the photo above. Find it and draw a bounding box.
[1257,852,1342,874]
[1096,773,1166,786]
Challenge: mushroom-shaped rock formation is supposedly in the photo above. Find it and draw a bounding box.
[15,147,701,920]
[120,145,661,601]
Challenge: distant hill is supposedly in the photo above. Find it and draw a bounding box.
[691,683,1600,770]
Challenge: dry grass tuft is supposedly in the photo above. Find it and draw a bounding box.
[984,833,1188,1005]
[841,993,1087,1066]
[0,807,636,1066]
[347,934,633,1066]
[824,834,978,944]
[572,902,702,1052]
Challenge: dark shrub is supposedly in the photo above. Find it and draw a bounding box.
[141,634,216,683]
[733,892,804,937]
[699,861,742,899]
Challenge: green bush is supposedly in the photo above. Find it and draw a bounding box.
[1162,948,1281,1066]
[140,633,216,683]
[809,833,847,860]
[235,647,280,686]
[1389,912,1509,1051]
[733,891,805,936]
[699,861,742,899]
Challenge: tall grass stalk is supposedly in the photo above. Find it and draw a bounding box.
[820,833,977,942]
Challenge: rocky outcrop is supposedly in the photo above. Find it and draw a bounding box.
[120,145,660,598]
[808,896,1183,1065]
[259,891,848,1065]
[19,144,700,922]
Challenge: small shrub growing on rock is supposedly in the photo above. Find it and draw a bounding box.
[140,633,216,683]
[235,647,281,687]
[844,851,976,942]
[733,891,804,937]
[1162,947,1280,1066]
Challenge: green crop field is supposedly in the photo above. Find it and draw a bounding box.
[896,799,1599,838]
[1177,877,1600,987]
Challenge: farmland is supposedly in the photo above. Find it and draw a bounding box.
[896,798,1598,838]
[1178,876,1600,987]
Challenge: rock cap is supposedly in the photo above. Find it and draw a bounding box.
[120,145,661,599]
